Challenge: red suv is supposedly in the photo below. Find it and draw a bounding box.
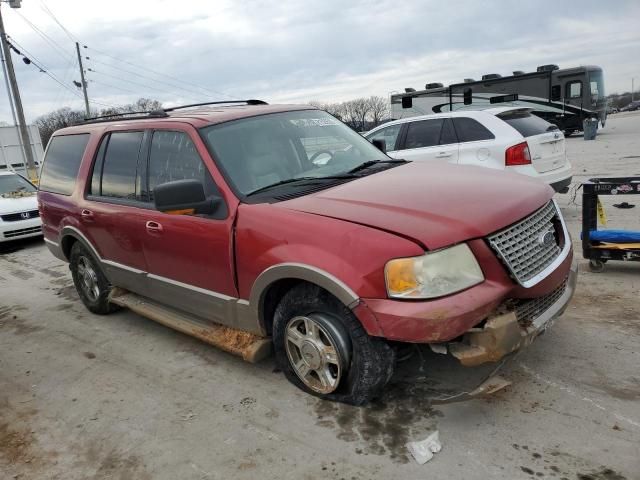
[38,101,576,404]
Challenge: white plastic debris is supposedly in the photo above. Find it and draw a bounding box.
[406,430,442,464]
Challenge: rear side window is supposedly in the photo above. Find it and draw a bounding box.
[403,119,444,149]
[452,117,495,142]
[498,111,555,137]
[99,132,144,199]
[439,119,457,145]
[148,131,217,202]
[39,134,90,195]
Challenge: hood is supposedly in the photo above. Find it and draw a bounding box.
[280,162,553,250]
[0,194,38,216]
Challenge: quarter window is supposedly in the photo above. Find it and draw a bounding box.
[403,119,444,149]
[148,130,217,202]
[100,132,144,199]
[452,117,495,142]
[39,134,90,195]
[367,124,401,151]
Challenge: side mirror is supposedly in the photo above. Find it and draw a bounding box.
[371,138,386,153]
[154,179,219,215]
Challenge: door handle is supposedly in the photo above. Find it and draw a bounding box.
[80,209,94,221]
[435,152,453,158]
[146,221,163,234]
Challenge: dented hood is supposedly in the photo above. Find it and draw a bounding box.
[281,162,554,250]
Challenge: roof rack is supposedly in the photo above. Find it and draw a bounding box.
[80,110,169,125]
[78,100,268,125]
[164,99,268,112]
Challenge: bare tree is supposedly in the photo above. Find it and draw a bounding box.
[367,96,389,127]
[34,107,91,147]
[35,98,163,146]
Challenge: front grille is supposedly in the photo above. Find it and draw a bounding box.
[3,225,42,238]
[1,209,40,222]
[515,279,568,327]
[488,201,562,285]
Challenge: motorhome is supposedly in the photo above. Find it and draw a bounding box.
[391,65,606,135]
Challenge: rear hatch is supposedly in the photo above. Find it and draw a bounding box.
[498,110,567,174]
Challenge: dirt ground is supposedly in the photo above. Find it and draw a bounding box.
[1,112,639,480]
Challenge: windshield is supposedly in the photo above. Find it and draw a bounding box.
[200,110,386,195]
[589,70,605,101]
[0,173,37,197]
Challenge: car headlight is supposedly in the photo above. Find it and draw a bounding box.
[385,244,484,299]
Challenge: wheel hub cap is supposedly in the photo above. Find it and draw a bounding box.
[285,315,343,394]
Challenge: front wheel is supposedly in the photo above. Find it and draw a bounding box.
[273,284,395,405]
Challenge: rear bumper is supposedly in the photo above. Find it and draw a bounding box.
[550,176,572,193]
[0,217,42,242]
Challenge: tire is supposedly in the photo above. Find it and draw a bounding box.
[588,259,605,273]
[273,283,395,405]
[69,242,118,315]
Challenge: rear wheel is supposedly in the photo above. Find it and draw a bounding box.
[273,283,395,405]
[69,242,118,314]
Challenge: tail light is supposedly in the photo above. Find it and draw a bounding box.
[505,142,531,166]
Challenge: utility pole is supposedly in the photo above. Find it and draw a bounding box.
[0,25,27,176]
[75,41,90,117]
[0,2,37,181]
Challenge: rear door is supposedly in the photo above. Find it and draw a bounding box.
[139,128,238,326]
[396,118,459,163]
[497,110,567,174]
[81,130,150,294]
[452,116,498,167]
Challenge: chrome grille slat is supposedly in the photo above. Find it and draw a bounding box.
[515,279,568,326]
[488,201,562,284]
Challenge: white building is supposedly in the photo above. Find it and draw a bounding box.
[0,125,44,174]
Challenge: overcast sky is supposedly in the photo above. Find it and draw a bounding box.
[1,0,639,122]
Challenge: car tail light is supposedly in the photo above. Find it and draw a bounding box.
[505,142,531,166]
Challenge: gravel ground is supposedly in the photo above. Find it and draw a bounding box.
[1,112,639,480]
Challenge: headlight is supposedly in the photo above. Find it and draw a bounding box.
[385,244,484,299]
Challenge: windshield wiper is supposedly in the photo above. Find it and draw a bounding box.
[246,175,357,196]
[346,159,407,174]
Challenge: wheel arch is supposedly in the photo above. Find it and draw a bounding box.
[250,263,360,335]
[60,226,101,262]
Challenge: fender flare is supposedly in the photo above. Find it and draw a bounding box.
[59,225,102,262]
[249,262,360,317]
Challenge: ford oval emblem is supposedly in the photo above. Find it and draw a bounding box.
[538,229,555,246]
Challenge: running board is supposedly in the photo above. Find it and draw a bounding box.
[108,288,272,363]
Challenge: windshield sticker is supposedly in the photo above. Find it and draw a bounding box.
[289,118,341,128]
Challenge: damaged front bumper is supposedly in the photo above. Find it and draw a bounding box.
[445,264,577,366]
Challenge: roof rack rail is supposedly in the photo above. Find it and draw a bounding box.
[80,110,169,124]
[164,99,268,112]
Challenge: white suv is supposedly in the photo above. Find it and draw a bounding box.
[365,107,572,192]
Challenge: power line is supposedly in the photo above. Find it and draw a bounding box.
[11,9,74,62]
[7,38,121,110]
[86,56,216,101]
[39,1,77,43]
[87,67,199,100]
[89,78,138,96]
[85,45,237,100]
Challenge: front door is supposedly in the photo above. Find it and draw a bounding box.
[139,128,238,326]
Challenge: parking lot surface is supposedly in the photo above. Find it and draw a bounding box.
[1,112,639,480]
